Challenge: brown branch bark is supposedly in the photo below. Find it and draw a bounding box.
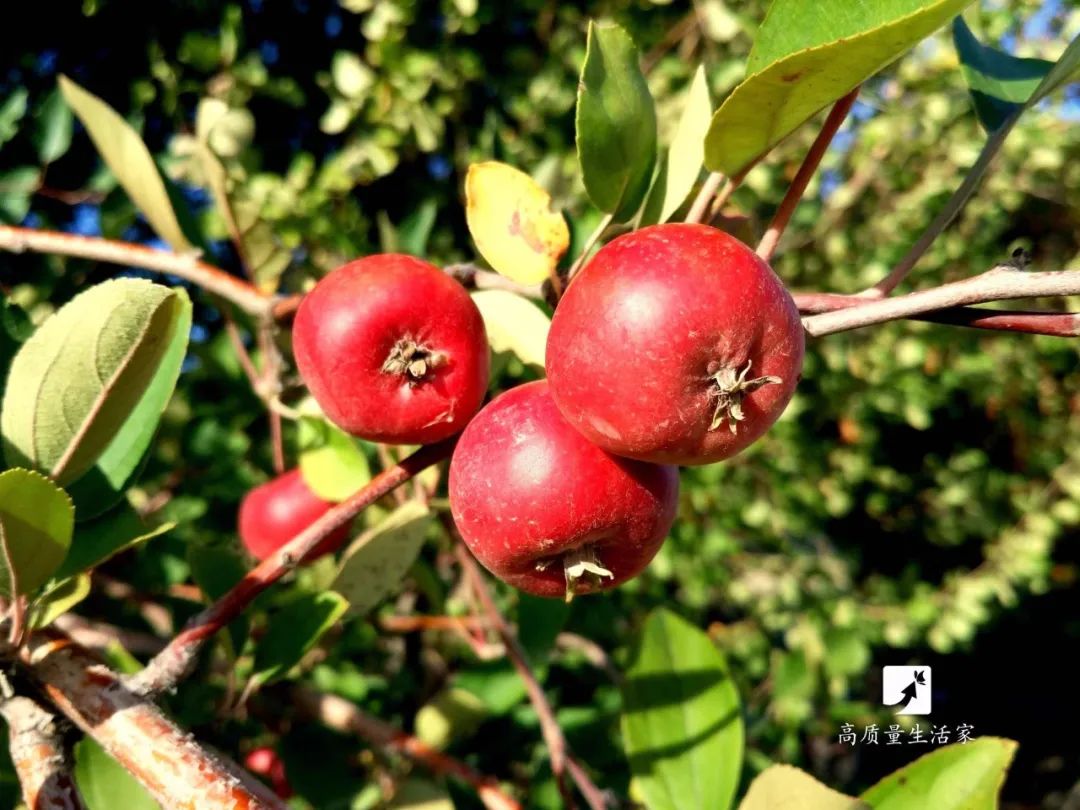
[801,268,1080,337]
[757,87,859,262]
[448,526,608,810]
[0,695,84,810]
[794,291,1080,336]
[132,439,456,696]
[0,226,272,318]
[293,686,520,810]
[21,634,285,810]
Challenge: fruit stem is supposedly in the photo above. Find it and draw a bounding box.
[561,546,614,603]
[708,360,782,433]
[381,337,446,383]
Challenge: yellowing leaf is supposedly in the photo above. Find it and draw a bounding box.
[465,161,569,284]
[58,75,192,252]
[471,290,550,369]
[660,65,712,223]
[740,765,866,810]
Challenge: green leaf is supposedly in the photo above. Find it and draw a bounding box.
[333,500,431,617]
[56,505,173,581]
[299,421,371,502]
[34,88,74,164]
[29,573,91,630]
[0,468,74,596]
[659,65,712,223]
[1026,31,1080,107]
[58,74,193,252]
[67,287,190,520]
[397,197,438,257]
[0,88,28,148]
[740,765,865,810]
[861,737,1018,809]
[470,290,550,370]
[389,779,455,809]
[575,21,657,221]
[186,543,249,653]
[621,608,744,810]
[704,0,973,175]
[414,686,489,750]
[2,279,188,487]
[74,738,160,810]
[252,590,349,685]
[0,166,39,224]
[952,18,1053,133]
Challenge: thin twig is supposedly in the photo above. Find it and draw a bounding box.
[0,695,84,810]
[223,316,262,391]
[22,634,284,810]
[756,87,860,262]
[793,291,1080,336]
[444,263,544,299]
[0,225,273,318]
[802,267,1080,337]
[132,439,456,695]
[448,526,608,810]
[567,214,614,284]
[863,111,1021,297]
[685,172,726,225]
[293,686,521,810]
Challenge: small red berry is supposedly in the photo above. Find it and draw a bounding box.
[448,380,678,599]
[244,747,293,799]
[293,254,490,445]
[547,223,804,465]
[238,469,349,562]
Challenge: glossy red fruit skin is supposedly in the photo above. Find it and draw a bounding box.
[244,747,293,799]
[293,254,490,445]
[238,469,349,563]
[547,223,804,466]
[448,381,678,599]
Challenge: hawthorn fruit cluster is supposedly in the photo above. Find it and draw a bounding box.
[239,223,804,600]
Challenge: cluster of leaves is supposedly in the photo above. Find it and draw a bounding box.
[1,0,1079,808]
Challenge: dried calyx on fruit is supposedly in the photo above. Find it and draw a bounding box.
[547,223,804,466]
[293,254,490,445]
[448,380,678,600]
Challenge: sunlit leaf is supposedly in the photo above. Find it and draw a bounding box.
[861,737,1018,809]
[74,738,160,810]
[659,65,712,223]
[29,573,91,630]
[621,608,744,810]
[0,468,74,597]
[2,279,188,486]
[704,0,973,175]
[465,161,569,284]
[471,290,550,370]
[576,22,657,221]
[739,766,865,810]
[59,74,193,251]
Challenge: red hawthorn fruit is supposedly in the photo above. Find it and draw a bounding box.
[244,747,293,799]
[238,469,350,562]
[547,223,804,465]
[293,254,490,445]
[448,380,678,599]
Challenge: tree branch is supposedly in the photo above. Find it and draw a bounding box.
[685,172,725,225]
[862,111,1021,296]
[448,527,608,810]
[757,87,859,262]
[293,686,521,810]
[0,226,272,318]
[794,291,1080,336]
[132,438,456,696]
[801,267,1080,337]
[21,634,285,810]
[0,695,84,810]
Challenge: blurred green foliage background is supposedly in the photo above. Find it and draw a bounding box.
[1,0,1079,807]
